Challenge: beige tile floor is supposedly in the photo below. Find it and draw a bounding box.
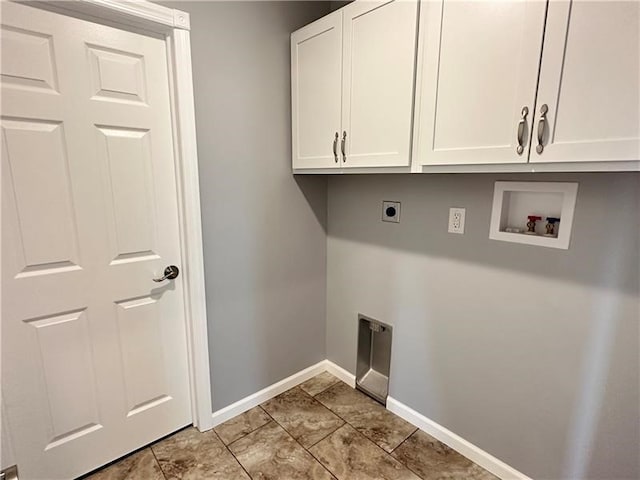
[86,372,498,480]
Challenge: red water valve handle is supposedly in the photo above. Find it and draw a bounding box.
[528,216,542,222]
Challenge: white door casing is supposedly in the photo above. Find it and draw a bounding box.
[531,0,640,163]
[1,1,208,478]
[341,0,418,168]
[291,10,342,170]
[414,0,546,165]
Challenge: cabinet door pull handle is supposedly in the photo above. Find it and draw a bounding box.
[341,131,347,162]
[332,132,339,163]
[536,104,548,154]
[516,106,529,155]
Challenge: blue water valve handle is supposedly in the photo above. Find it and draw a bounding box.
[546,217,560,224]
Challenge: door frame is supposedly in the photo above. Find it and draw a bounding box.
[26,0,214,431]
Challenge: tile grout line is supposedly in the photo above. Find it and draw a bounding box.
[258,402,338,480]
[306,443,342,480]
[225,414,274,450]
[313,383,425,475]
[310,420,423,480]
[304,378,342,398]
[384,428,430,480]
[300,382,419,479]
[215,406,272,448]
[388,427,426,479]
[211,428,254,480]
[261,387,344,447]
[304,420,346,450]
[396,456,427,480]
[315,384,416,454]
[295,387,346,450]
[389,426,419,454]
[148,446,169,480]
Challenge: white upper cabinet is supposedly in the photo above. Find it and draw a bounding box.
[531,0,640,163]
[291,11,342,170]
[414,0,639,168]
[293,0,639,172]
[413,0,546,165]
[341,0,418,168]
[291,0,418,171]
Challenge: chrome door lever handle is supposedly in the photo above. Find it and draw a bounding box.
[153,265,180,282]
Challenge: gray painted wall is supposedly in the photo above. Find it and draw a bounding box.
[161,1,330,411]
[326,173,639,479]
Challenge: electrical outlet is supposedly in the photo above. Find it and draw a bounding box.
[382,201,400,223]
[448,207,465,234]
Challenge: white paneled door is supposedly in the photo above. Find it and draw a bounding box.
[1,3,191,479]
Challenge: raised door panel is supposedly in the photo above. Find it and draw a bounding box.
[0,25,58,93]
[87,44,147,105]
[115,297,171,417]
[23,310,102,451]
[414,0,546,165]
[531,0,640,163]
[291,11,342,170]
[95,126,159,265]
[341,0,417,168]
[1,118,81,276]
[0,20,64,120]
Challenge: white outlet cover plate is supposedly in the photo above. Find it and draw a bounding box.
[448,207,466,234]
[382,201,400,223]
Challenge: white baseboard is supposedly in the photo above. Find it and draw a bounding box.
[323,359,356,387]
[387,397,531,480]
[211,360,327,427]
[210,360,355,427]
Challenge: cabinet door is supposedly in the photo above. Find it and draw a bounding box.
[414,0,546,165]
[341,0,418,168]
[531,0,639,163]
[291,11,342,170]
